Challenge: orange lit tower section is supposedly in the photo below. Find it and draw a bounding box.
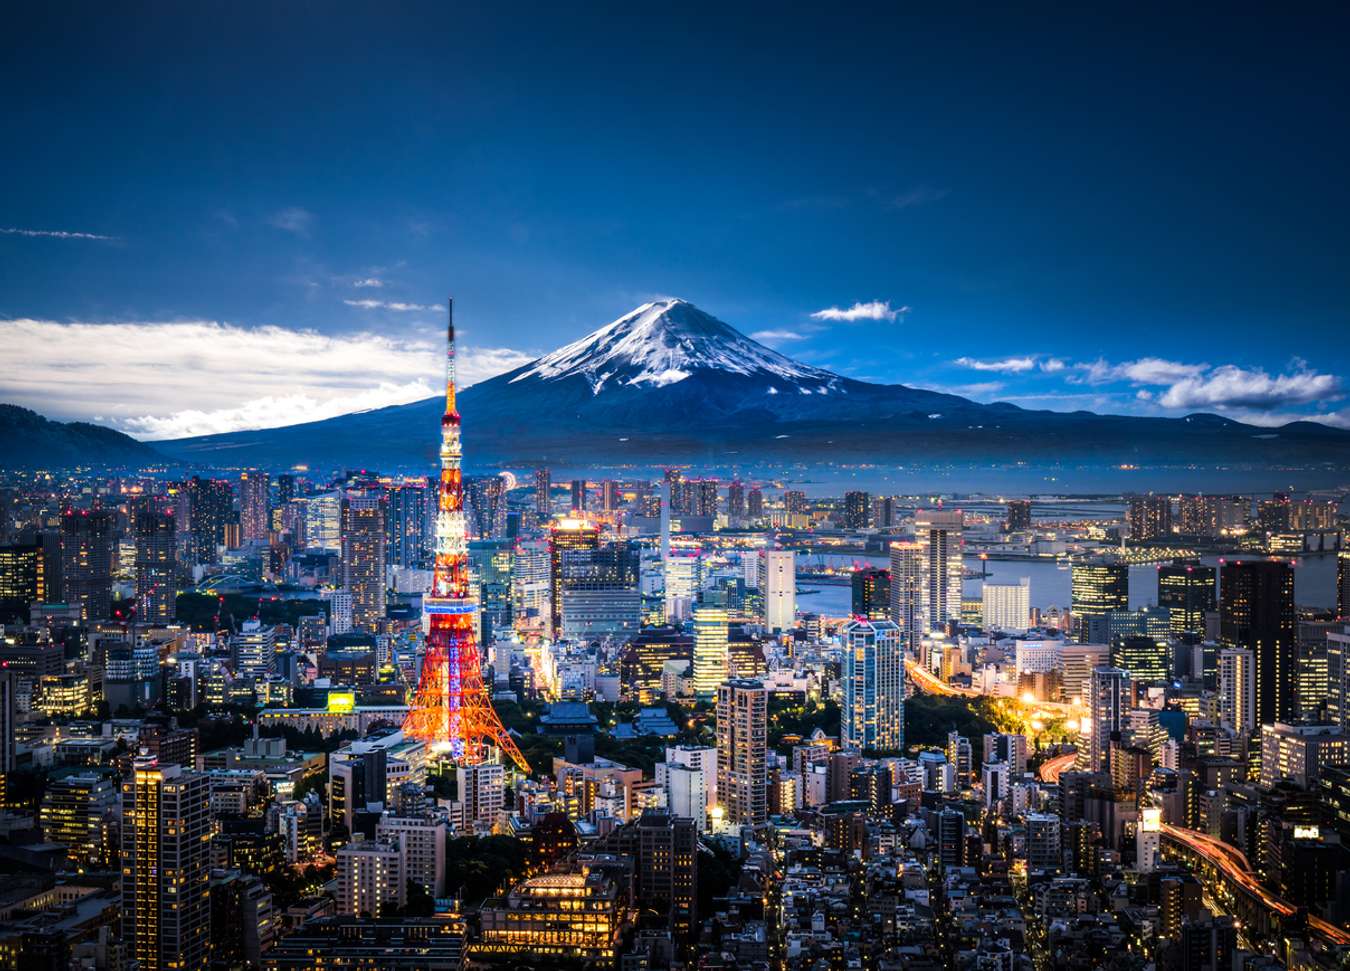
[403,299,528,771]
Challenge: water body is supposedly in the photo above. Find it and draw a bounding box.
[795,551,1341,617]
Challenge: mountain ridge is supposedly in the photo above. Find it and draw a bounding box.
[0,404,163,469]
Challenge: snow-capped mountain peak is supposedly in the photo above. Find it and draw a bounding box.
[508,298,840,394]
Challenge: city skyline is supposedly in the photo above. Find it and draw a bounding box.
[3,6,1350,440]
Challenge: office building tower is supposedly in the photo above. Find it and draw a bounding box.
[570,479,587,512]
[1260,723,1350,789]
[336,838,405,917]
[60,507,115,621]
[1157,561,1216,639]
[549,518,601,638]
[1071,561,1128,642]
[843,491,870,530]
[1257,495,1292,533]
[1217,647,1256,734]
[41,771,116,866]
[690,479,719,519]
[1220,559,1296,728]
[512,538,551,632]
[915,509,963,628]
[889,541,923,648]
[1338,551,1349,620]
[1328,632,1350,732]
[726,481,745,519]
[762,549,795,632]
[0,544,45,624]
[466,475,508,539]
[0,670,12,774]
[746,487,764,520]
[851,567,890,621]
[600,479,620,513]
[534,468,551,517]
[840,618,904,752]
[187,477,233,565]
[1111,633,1169,684]
[1127,495,1172,541]
[121,755,211,970]
[238,470,270,542]
[341,494,387,632]
[983,732,1028,776]
[691,605,729,700]
[1087,666,1130,773]
[133,497,177,625]
[982,577,1030,630]
[1026,812,1061,870]
[384,482,432,570]
[716,680,767,826]
[233,620,277,680]
[1005,499,1032,532]
[375,813,449,896]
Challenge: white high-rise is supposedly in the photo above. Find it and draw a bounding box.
[840,618,904,752]
[691,605,729,699]
[889,541,923,649]
[1217,647,1256,734]
[982,577,1030,631]
[762,549,795,632]
[915,509,963,629]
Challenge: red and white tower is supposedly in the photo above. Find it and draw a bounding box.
[403,299,528,771]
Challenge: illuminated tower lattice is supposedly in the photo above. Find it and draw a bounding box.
[403,299,528,771]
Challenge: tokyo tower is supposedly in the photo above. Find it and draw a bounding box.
[403,299,529,772]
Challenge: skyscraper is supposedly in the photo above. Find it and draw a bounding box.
[851,567,890,621]
[121,755,211,970]
[600,479,620,513]
[187,477,233,566]
[133,497,177,625]
[61,508,115,621]
[384,482,432,570]
[1087,666,1130,773]
[341,493,387,632]
[1071,561,1128,642]
[746,487,764,520]
[840,618,904,752]
[1217,647,1256,734]
[914,509,963,628]
[534,468,552,517]
[1126,495,1172,541]
[761,549,795,632]
[0,544,45,624]
[466,475,508,539]
[238,470,270,542]
[982,577,1030,631]
[843,491,870,530]
[1157,561,1216,639]
[549,518,600,639]
[1005,499,1032,532]
[691,604,729,699]
[889,541,923,649]
[570,479,587,512]
[726,481,745,519]
[1220,558,1296,728]
[716,679,767,827]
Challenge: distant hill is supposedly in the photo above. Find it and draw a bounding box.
[148,298,1350,471]
[0,404,162,468]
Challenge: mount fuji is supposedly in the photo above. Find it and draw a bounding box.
[160,298,1350,470]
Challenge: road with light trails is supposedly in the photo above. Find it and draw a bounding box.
[903,658,1084,720]
[1037,751,1078,783]
[1161,823,1350,947]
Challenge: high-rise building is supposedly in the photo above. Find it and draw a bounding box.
[466,475,508,539]
[1337,550,1349,621]
[133,497,177,625]
[375,812,449,897]
[761,549,795,632]
[238,470,270,542]
[534,468,551,517]
[1256,495,1292,534]
[1217,647,1256,734]
[187,477,233,566]
[746,488,764,520]
[1157,561,1216,639]
[1328,632,1350,732]
[121,755,211,970]
[0,544,45,624]
[1259,723,1350,789]
[716,680,767,827]
[549,519,600,639]
[1005,499,1032,532]
[336,838,405,917]
[726,481,745,519]
[384,482,432,570]
[1071,561,1128,642]
[851,567,890,620]
[1127,495,1172,541]
[1087,666,1130,773]
[61,508,115,621]
[914,509,963,628]
[691,605,729,700]
[1178,494,1248,536]
[1220,559,1296,728]
[843,491,870,530]
[341,494,387,632]
[1111,633,1169,684]
[840,618,904,752]
[511,538,551,633]
[41,771,116,866]
[889,541,923,648]
[600,479,620,513]
[570,479,587,512]
[982,577,1030,631]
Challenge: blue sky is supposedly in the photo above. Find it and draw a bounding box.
[2,4,1348,437]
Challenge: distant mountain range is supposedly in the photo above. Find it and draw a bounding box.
[0,404,162,468]
[12,299,1350,471]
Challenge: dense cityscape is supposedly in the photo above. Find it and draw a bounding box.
[0,311,1346,970]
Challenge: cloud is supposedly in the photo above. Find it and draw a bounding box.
[1,227,117,241]
[954,355,1037,374]
[353,277,384,288]
[1158,364,1341,411]
[0,318,532,439]
[751,329,809,342]
[890,185,950,209]
[268,207,314,236]
[343,298,444,312]
[1071,357,1208,386]
[1040,358,1066,373]
[810,301,909,323]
